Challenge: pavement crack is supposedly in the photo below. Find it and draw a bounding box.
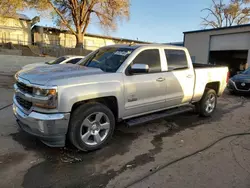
[0,103,13,111]
[229,137,250,175]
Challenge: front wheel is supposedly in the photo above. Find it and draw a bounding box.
[196,89,217,117]
[68,102,115,151]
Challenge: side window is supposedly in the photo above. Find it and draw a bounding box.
[67,58,82,64]
[133,49,161,73]
[164,49,188,70]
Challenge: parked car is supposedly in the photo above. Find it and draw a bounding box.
[228,67,250,94]
[22,55,85,69]
[13,44,228,151]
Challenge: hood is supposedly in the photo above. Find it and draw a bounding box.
[22,62,47,69]
[231,74,250,83]
[17,64,106,86]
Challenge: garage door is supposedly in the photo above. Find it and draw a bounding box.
[210,33,250,51]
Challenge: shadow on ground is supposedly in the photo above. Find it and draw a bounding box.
[9,98,248,188]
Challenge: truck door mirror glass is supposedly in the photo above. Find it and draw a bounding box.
[130,64,149,74]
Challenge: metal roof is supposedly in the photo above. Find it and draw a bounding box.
[32,25,149,44]
[184,24,250,34]
[103,43,187,50]
[165,42,184,46]
[3,13,31,21]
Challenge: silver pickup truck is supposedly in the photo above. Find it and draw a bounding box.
[13,44,228,151]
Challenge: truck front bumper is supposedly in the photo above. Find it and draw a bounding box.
[13,102,70,147]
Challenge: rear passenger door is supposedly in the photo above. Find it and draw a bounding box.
[164,49,195,107]
[123,49,167,118]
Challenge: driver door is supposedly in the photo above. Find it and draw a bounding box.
[123,49,167,118]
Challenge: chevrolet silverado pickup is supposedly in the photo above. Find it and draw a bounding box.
[13,44,229,151]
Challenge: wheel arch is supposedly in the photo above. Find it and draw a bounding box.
[71,96,119,121]
[205,82,220,95]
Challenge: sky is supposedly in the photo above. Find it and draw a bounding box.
[22,0,213,43]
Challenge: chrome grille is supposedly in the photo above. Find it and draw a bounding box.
[16,96,32,110]
[16,81,33,94]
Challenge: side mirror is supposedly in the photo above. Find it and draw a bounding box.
[130,64,149,74]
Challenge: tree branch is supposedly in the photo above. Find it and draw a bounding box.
[69,0,79,31]
[80,0,96,28]
[92,10,113,21]
[202,8,222,27]
[231,12,244,25]
[47,0,76,35]
[212,0,223,26]
[80,0,87,23]
[82,11,91,35]
[201,17,219,28]
[236,14,250,24]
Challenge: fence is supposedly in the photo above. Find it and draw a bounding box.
[0,38,94,57]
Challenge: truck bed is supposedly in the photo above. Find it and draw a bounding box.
[192,64,228,102]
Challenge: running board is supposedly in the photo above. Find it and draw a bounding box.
[126,106,194,127]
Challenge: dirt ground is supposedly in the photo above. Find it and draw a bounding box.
[0,55,250,188]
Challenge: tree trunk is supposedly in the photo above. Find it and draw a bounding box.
[75,33,84,48]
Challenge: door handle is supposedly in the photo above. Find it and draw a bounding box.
[186,74,193,78]
[156,77,165,82]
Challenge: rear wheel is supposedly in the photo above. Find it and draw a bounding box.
[196,89,217,117]
[69,102,115,151]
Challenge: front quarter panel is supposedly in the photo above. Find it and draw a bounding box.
[57,73,124,117]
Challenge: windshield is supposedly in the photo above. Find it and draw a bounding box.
[47,56,68,65]
[242,67,250,75]
[79,47,134,72]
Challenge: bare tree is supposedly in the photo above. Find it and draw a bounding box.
[1,0,130,48]
[0,0,26,17]
[201,0,250,28]
[38,0,130,48]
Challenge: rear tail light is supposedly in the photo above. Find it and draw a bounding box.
[226,71,230,83]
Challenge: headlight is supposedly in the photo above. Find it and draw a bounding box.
[33,87,56,96]
[14,73,19,81]
[33,87,57,109]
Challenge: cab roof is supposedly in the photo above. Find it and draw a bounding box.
[102,44,187,50]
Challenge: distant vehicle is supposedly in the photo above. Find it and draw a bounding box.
[13,44,228,151]
[22,55,85,69]
[228,67,250,94]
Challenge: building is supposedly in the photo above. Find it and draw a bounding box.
[32,25,148,51]
[0,14,32,45]
[184,25,250,75]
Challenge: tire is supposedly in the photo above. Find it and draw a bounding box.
[68,102,115,151]
[196,89,217,117]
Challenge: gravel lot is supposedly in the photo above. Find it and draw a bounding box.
[0,55,250,188]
